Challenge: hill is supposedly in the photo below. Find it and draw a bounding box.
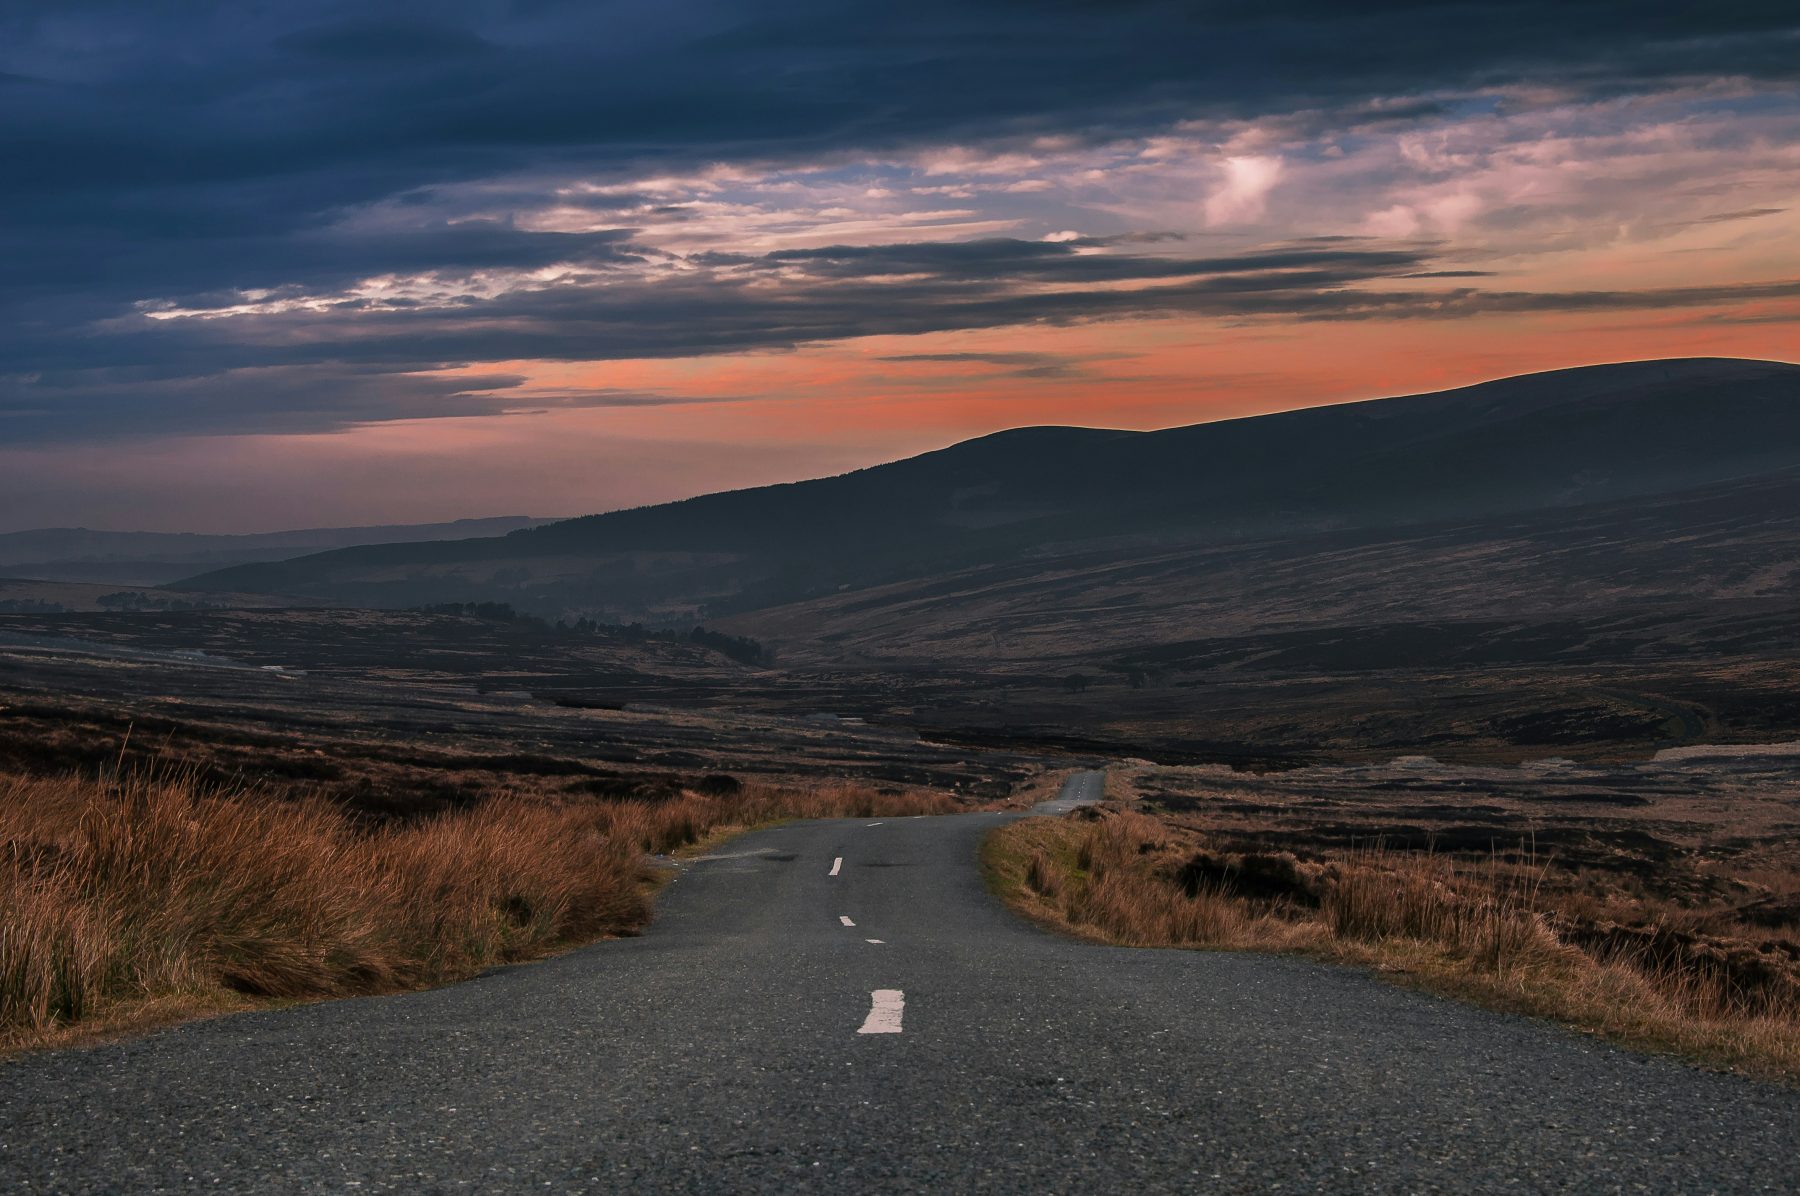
[0,517,558,587]
[180,358,1800,630]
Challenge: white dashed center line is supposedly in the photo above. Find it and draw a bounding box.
[839,915,856,927]
[858,989,905,1034]
[865,938,884,945]
[866,822,884,827]
[829,857,843,877]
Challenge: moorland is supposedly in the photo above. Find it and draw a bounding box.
[3,357,1797,1070]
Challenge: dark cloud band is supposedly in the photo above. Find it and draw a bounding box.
[2,1,1796,444]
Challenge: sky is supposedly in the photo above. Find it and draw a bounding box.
[2,2,1797,533]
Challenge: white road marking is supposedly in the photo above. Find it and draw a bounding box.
[839,915,856,927]
[858,989,905,1034]
[866,822,884,827]
[865,938,884,944]
[829,857,843,876]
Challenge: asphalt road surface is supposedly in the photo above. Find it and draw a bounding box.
[1,771,1794,1192]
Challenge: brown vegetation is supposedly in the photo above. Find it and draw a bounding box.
[986,806,1800,1080]
[0,609,1044,813]
[1,765,958,1054]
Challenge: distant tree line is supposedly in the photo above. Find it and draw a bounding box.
[415,601,538,624]
[681,626,773,666]
[413,602,773,666]
[564,617,774,666]
[0,599,66,614]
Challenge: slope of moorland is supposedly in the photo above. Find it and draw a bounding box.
[0,517,556,587]
[91,355,1796,763]
[740,465,1800,663]
[178,358,1800,623]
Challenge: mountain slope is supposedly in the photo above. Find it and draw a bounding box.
[180,358,1800,622]
[0,517,557,587]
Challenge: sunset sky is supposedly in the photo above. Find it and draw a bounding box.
[2,2,1797,532]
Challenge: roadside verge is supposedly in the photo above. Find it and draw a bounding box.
[983,805,1800,1082]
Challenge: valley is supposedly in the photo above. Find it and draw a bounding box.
[2,358,1796,1103]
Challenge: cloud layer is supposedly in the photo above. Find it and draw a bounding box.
[2,1,1797,526]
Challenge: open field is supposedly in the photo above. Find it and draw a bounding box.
[0,610,1057,814]
[5,579,1800,777]
[736,469,1800,765]
[987,753,1800,1078]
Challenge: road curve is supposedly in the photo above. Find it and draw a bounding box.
[1,772,1793,1192]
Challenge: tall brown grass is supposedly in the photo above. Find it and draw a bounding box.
[986,811,1800,1080]
[1320,842,1560,977]
[1,768,957,1051]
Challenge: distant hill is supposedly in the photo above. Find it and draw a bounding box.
[0,517,560,587]
[180,358,1800,630]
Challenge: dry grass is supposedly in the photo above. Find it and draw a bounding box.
[991,767,1084,811]
[0,766,957,1054]
[986,809,1800,1081]
[990,811,1318,952]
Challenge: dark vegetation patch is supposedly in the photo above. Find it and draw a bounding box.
[563,773,689,802]
[918,724,1308,770]
[1178,849,1320,906]
[1490,706,1678,746]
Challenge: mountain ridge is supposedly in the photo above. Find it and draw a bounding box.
[179,357,1800,622]
[0,517,561,588]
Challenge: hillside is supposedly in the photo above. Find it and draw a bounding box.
[181,358,1800,629]
[0,517,557,587]
[739,466,1800,663]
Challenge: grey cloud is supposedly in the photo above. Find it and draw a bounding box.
[1,1,1796,446]
[7,235,1795,444]
[1686,208,1787,226]
[875,350,1099,379]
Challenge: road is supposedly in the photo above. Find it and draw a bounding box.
[1,771,1794,1192]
